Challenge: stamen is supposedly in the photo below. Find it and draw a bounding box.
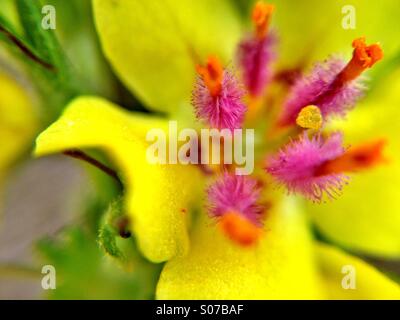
[219,211,262,246]
[278,38,383,127]
[252,1,274,39]
[296,105,323,130]
[266,132,348,202]
[316,139,387,175]
[337,37,384,83]
[237,2,276,98]
[207,173,265,246]
[192,56,246,130]
[196,55,223,97]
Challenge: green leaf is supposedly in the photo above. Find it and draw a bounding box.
[39,0,120,100]
[98,198,133,263]
[0,11,18,37]
[0,0,22,32]
[38,228,161,299]
[99,224,124,260]
[16,0,65,71]
[0,12,52,69]
[15,0,81,107]
[92,0,242,114]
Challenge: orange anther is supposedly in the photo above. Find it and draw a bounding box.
[219,211,262,246]
[252,2,274,39]
[196,55,223,97]
[338,37,383,83]
[316,139,387,175]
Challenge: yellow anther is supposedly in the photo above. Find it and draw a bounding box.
[296,105,323,130]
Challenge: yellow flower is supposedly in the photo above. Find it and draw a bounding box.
[35,96,400,299]
[34,0,400,299]
[0,71,37,194]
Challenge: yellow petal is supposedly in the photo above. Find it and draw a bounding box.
[92,0,241,114]
[265,0,400,71]
[35,96,202,262]
[316,243,400,299]
[156,197,325,299]
[307,70,400,258]
[0,71,37,178]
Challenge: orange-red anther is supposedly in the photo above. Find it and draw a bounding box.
[196,55,224,97]
[252,1,274,39]
[219,212,262,247]
[338,37,383,83]
[317,139,387,176]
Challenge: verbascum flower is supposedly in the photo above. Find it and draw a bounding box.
[34,0,400,299]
